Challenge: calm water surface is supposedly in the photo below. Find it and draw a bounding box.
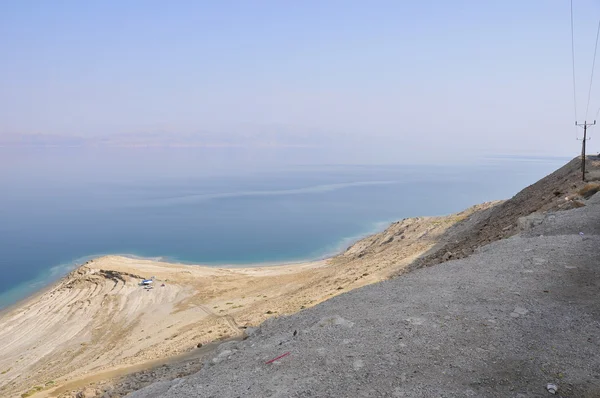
[0,148,568,309]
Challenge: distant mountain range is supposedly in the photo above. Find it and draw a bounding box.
[0,132,321,148]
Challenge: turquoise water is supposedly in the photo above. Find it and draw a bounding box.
[0,148,568,309]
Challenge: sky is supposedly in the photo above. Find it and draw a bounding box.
[2,0,600,162]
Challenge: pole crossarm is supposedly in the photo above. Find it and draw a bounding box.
[575,120,595,181]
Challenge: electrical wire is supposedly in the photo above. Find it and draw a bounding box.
[585,18,600,121]
[571,0,578,128]
[589,105,600,135]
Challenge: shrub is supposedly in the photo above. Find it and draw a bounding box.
[579,183,600,199]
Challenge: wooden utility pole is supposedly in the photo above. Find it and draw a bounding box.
[576,120,595,181]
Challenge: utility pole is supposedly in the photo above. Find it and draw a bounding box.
[576,120,595,181]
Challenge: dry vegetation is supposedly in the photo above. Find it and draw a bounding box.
[579,182,600,199]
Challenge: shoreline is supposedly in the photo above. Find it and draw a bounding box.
[0,216,396,313]
[0,253,107,313]
[0,252,332,314]
[0,254,333,315]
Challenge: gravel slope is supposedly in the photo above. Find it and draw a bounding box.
[408,156,596,271]
[129,193,600,398]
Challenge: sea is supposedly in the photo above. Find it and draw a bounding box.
[0,148,569,310]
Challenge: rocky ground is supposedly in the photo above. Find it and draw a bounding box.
[129,168,600,397]
[407,156,600,272]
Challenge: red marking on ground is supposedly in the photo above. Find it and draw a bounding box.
[265,351,290,364]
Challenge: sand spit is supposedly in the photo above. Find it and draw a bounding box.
[0,204,491,398]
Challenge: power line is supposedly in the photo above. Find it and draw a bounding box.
[589,105,600,134]
[571,0,578,129]
[571,0,597,178]
[585,18,600,120]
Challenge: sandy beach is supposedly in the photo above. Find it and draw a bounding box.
[0,202,494,398]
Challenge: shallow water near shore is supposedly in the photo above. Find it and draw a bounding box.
[0,148,568,309]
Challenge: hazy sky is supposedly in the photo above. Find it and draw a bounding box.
[2,1,600,160]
